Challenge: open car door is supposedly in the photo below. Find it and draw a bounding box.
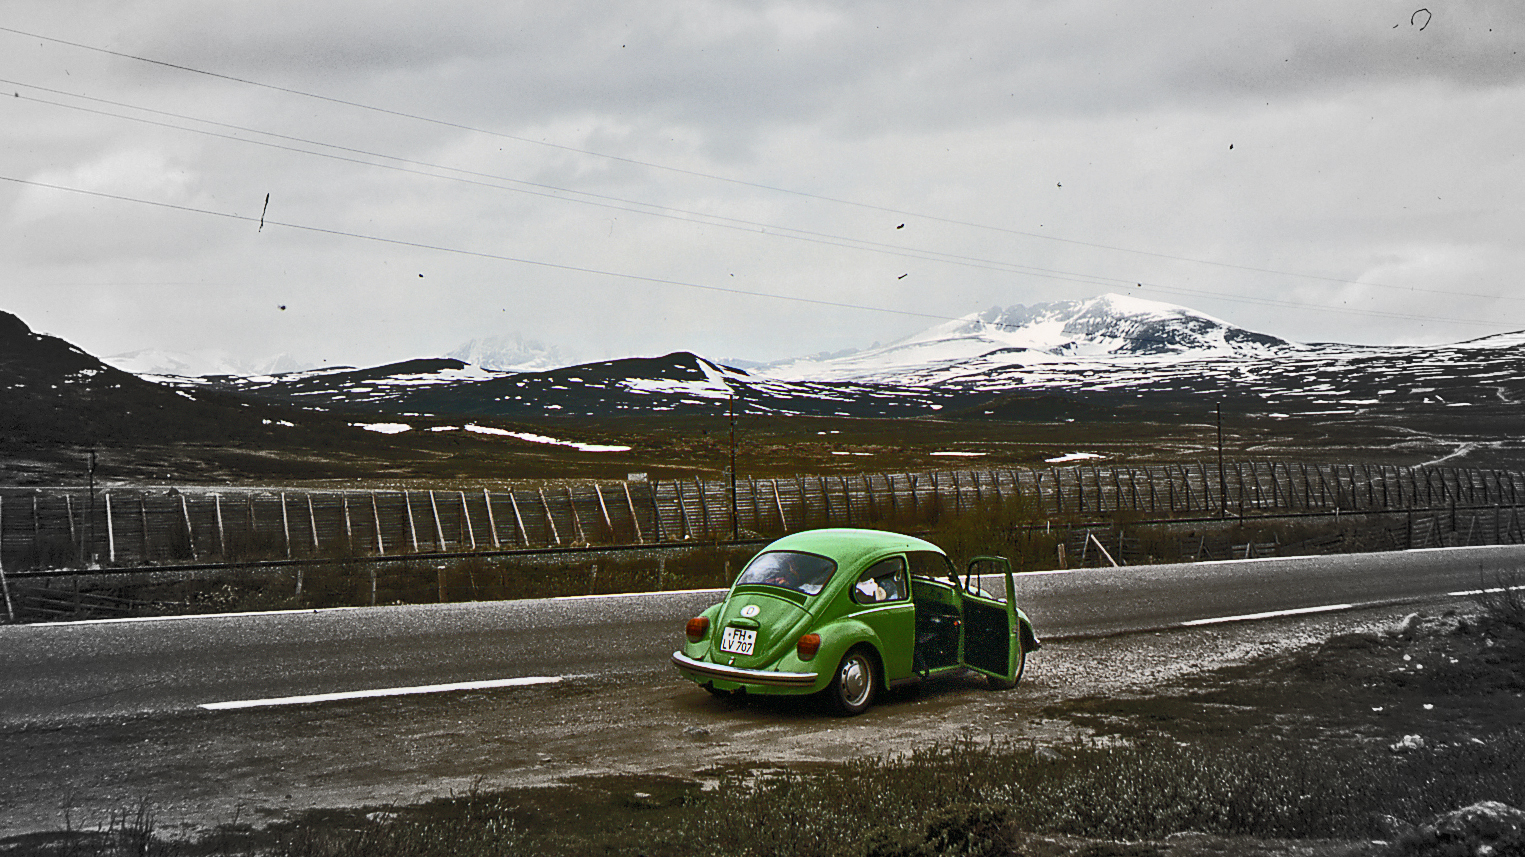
[958,556,1020,683]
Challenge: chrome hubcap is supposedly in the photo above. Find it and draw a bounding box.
[839,656,870,706]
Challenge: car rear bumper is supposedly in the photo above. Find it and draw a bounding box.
[671,651,819,687]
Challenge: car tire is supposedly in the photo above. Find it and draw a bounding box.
[986,643,1026,691]
[828,647,878,715]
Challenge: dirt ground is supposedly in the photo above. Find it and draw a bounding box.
[1,598,1494,855]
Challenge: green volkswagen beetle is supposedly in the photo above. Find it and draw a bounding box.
[671,528,1040,715]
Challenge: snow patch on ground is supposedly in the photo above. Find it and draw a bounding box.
[353,422,412,434]
[498,430,631,453]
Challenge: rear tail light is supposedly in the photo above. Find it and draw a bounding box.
[686,616,710,642]
[796,633,821,661]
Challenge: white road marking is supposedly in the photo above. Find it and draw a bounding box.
[199,676,562,710]
[1447,584,1525,597]
[1181,604,1355,627]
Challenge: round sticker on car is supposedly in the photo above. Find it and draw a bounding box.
[741,605,760,617]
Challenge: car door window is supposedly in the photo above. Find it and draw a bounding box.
[907,550,956,584]
[852,556,907,604]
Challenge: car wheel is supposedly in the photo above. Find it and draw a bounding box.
[987,643,1026,691]
[828,648,877,715]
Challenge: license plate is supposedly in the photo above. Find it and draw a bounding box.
[719,626,757,656]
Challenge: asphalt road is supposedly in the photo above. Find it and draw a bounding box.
[4,544,1522,724]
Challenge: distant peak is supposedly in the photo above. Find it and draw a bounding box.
[0,310,35,346]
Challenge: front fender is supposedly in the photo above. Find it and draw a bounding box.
[1016,608,1042,651]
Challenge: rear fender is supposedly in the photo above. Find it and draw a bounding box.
[793,617,884,684]
[681,602,726,659]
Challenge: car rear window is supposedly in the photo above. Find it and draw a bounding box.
[735,551,838,596]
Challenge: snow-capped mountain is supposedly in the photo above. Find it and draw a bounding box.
[763,294,1294,383]
[104,348,312,377]
[446,333,574,372]
[75,293,1525,423]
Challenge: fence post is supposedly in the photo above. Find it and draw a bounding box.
[840,475,854,526]
[675,482,692,540]
[65,494,78,562]
[484,489,501,548]
[307,494,320,553]
[342,495,353,552]
[594,484,614,542]
[538,488,561,546]
[648,482,666,542]
[404,492,420,553]
[749,478,761,533]
[459,490,476,550]
[279,492,292,558]
[105,492,116,563]
[566,486,588,545]
[216,494,228,557]
[0,497,13,623]
[773,479,788,532]
[181,494,198,560]
[694,478,712,538]
[429,490,447,550]
[139,497,149,562]
[508,490,528,547]
[371,492,386,555]
[623,483,643,544]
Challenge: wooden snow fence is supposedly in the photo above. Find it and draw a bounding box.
[1,462,1522,571]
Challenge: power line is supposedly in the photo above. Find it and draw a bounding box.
[0,172,1503,332]
[0,24,1490,300]
[0,83,1149,290]
[7,81,1519,323]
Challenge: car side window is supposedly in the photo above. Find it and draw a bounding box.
[852,556,907,605]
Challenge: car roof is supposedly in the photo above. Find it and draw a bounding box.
[759,528,943,569]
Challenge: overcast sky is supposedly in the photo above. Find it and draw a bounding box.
[2,1,1522,372]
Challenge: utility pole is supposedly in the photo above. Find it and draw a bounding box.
[1216,403,1227,517]
[87,448,98,565]
[729,389,739,541]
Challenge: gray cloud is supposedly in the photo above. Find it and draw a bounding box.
[2,0,1523,370]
